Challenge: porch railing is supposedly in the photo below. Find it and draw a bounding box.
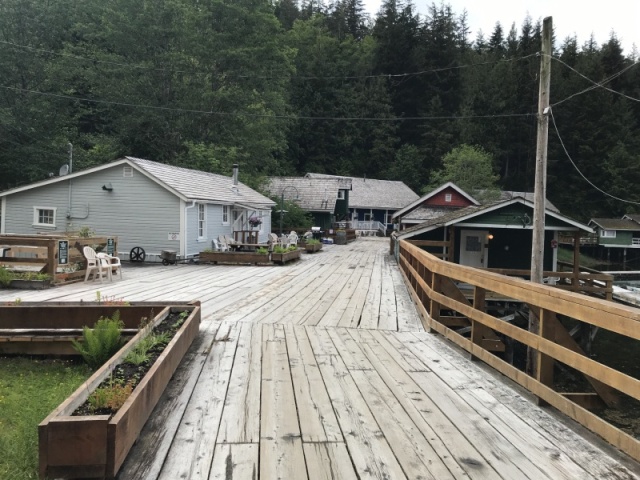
[398,239,640,462]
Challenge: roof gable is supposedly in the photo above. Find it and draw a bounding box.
[392,182,479,221]
[589,218,640,231]
[0,157,275,208]
[397,197,592,239]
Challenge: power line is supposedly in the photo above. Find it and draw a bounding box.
[0,84,535,122]
[0,39,539,80]
[549,107,640,206]
[549,55,640,106]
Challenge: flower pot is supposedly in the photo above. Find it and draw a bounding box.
[304,243,323,253]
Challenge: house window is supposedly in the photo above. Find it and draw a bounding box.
[601,230,616,238]
[337,190,346,200]
[123,166,133,177]
[33,207,56,227]
[222,205,229,225]
[364,213,373,221]
[445,193,452,202]
[198,204,206,239]
[386,213,394,224]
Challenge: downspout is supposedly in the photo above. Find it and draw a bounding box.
[184,200,196,258]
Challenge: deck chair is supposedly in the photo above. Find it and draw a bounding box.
[218,235,230,251]
[83,246,109,282]
[97,252,123,280]
[212,238,227,252]
[288,232,299,247]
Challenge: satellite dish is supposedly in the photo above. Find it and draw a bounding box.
[59,164,69,176]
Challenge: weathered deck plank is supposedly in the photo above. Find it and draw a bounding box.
[3,238,639,479]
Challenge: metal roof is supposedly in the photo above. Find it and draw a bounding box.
[305,173,419,209]
[264,177,350,212]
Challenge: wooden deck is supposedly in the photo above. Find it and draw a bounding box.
[2,238,638,479]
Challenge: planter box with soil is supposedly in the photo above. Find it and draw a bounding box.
[199,251,271,265]
[304,243,323,253]
[271,249,302,264]
[38,304,201,480]
[7,279,52,289]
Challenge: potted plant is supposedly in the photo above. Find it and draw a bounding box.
[304,238,323,253]
[248,216,262,229]
[271,245,301,264]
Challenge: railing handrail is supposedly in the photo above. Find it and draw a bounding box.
[397,239,640,461]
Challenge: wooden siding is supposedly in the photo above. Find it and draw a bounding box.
[3,165,181,258]
[599,229,633,246]
[425,187,473,207]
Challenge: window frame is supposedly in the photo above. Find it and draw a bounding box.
[444,193,452,202]
[197,204,206,239]
[601,229,616,238]
[364,212,373,221]
[337,190,346,200]
[33,207,57,228]
[222,205,229,225]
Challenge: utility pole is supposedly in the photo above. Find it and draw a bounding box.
[531,16,552,285]
[528,16,552,378]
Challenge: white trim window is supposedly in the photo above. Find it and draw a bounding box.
[445,193,452,202]
[222,205,229,225]
[601,229,616,238]
[33,207,56,227]
[337,190,346,200]
[364,212,373,221]
[198,204,206,239]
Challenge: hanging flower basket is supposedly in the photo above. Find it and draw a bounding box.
[248,216,262,228]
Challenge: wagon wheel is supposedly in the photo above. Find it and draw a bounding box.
[130,246,146,262]
[162,258,170,266]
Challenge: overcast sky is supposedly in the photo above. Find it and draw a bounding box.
[362,0,640,55]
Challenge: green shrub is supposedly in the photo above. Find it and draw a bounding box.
[305,238,321,245]
[124,332,171,365]
[273,245,287,254]
[87,378,133,412]
[0,267,12,287]
[72,312,124,369]
[256,247,269,254]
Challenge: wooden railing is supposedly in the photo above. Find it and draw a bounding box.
[398,239,640,461]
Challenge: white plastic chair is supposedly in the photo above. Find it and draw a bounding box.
[97,252,123,280]
[288,232,299,247]
[83,246,109,282]
[213,238,228,252]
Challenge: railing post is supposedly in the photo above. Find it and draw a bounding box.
[536,308,556,406]
[470,286,486,361]
[428,272,440,334]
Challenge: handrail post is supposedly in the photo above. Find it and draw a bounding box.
[470,286,486,360]
[536,308,556,406]
[428,272,440,334]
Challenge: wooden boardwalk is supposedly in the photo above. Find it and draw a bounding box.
[3,238,638,479]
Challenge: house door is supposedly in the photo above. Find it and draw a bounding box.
[459,230,488,268]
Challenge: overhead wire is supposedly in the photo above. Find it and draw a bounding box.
[549,107,640,206]
[0,39,539,80]
[0,84,535,122]
[549,54,640,106]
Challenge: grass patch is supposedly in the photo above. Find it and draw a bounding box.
[557,246,604,269]
[0,357,91,480]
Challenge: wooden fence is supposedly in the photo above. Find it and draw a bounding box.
[398,239,640,461]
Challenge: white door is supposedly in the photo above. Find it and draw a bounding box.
[459,230,488,268]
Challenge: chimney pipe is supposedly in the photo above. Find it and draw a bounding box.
[232,164,239,185]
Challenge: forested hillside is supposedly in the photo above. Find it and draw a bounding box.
[1,0,638,221]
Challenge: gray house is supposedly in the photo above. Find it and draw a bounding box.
[0,157,275,261]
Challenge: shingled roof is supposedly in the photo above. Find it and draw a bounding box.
[0,157,276,209]
[305,173,419,210]
[264,176,352,212]
[589,218,640,230]
[128,158,275,207]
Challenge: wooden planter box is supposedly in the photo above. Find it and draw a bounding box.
[6,279,52,290]
[199,251,270,265]
[38,304,201,479]
[271,249,302,264]
[304,243,323,253]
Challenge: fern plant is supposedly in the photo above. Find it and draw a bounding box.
[72,312,124,369]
